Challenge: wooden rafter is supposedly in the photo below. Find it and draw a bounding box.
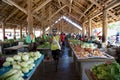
[74,1,86,9]
[7,0,42,22]
[68,14,82,24]
[7,0,27,14]
[5,9,19,22]
[32,0,51,13]
[57,0,61,7]
[71,4,85,16]
[79,4,94,20]
[47,5,67,21]
[105,0,120,10]
[89,0,119,20]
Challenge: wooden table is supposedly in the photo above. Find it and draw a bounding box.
[4,45,28,54]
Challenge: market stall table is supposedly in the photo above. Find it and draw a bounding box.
[69,44,115,80]
[4,45,28,54]
[85,69,97,80]
[37,47,52,59]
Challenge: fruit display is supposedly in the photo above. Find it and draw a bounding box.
[91,61,120,80]
[0,51,42,80]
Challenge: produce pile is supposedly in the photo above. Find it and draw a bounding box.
[70,40,106,58]
[91,62,120,80]
[0,69,24,80]
[0,51,42,80]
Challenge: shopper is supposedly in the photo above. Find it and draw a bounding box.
[50,28,61,71]
[26,33,31,51]
[30,33,36,51]
[60,32,66,48]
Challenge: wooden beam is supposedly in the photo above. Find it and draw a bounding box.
[1,22,5,41]
[79,4,94,20]
[13,27,16,40]
[57,0,61,7]
[105,0,120,10]
[42,6,45,34]
[88,18,92,37]
[5,9,19,22]
[89,0,119,20]
[7,0,42,22]
[72,5,85,16]
[102,9,108,43]
[33,0,51,13]
[27,0,33,33]
[68,14,82,24]
[7,0,27,14]
[47,5,67,20]
[74,1,86,9]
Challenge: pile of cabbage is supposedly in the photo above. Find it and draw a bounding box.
[3,51,41,73]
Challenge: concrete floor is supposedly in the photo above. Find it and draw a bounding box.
[37,47,80,80]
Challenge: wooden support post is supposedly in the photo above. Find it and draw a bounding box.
[102,9,108,43]
[88,18,92,38]
[1,22,5,41]
[61,20,63,32]
[39,28,41,36]
[27,0,33,34]
[48,6,52,34]
[26,26,27,34]
[42,6,45,34]
[14,27,16,40]
[34,28,36,35]
[19,25,22,39]
[82,23,85,37]
[59,21,61,33]
[43,27,45,34]
[50,23,52,34]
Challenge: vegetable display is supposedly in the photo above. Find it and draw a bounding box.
[0,69,24,80]
[91,62,120,80]
[1,51,42,80]
[37,42,51,49]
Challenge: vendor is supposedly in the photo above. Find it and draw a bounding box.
[50,28,61,71]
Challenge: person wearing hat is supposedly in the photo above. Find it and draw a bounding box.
[50,28,61,71]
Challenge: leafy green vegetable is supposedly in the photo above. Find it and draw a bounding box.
[92,61,120,80]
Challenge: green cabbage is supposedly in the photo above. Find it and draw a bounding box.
[20,62,28,67]
[6,57,14,62]
[22,67,29,73]
[13,55,21,61]
[22,55,29,61]
[13,64,21,69]
[3,61,11,67]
